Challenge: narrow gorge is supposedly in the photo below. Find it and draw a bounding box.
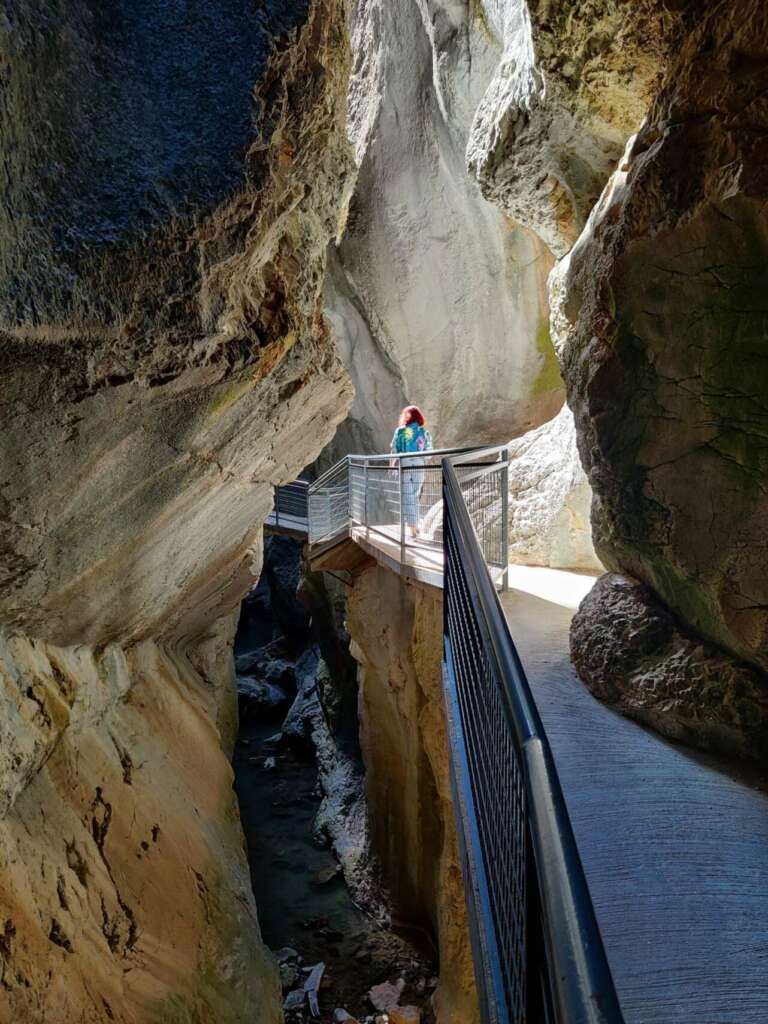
[1,1,767,1023]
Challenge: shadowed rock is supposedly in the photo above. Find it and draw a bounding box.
[572,574,768,760]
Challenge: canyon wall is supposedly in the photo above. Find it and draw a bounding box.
[346,567,478,1024]
[552,0,768,749]
[0,1,355,1019]
[0,619,280,1024]
[323,0,561,460]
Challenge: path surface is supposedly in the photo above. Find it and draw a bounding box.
[306,522,768,1021]
[502,579,768,1024]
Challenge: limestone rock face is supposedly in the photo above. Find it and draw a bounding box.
[346,567,478,1024]
[556,1,768,673]
[0,620,280,1024]
[0,0,353,647]
[324,0,561,457]
[507,404,602,571]
[468,0,679,256]
[572,574,768,761]
[0,1,356,1020]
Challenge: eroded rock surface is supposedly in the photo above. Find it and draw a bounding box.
[0,619,279,1024]
[346,567,479,1024]
[323,0,560,458]
[0,1,356,1020]
[507,404,602,571]
[468,0,680,256]
[572,574,768,760]
[556,2,768,678]
[0,0,353,647]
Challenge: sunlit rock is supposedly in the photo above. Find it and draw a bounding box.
[467,0,679,255]
[0,617,279,1022]
[324,0,561,457]
[507,404,603,572]
[347,567,479,1024]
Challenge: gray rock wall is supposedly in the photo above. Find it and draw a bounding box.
[0,0,353,647]
[0,1,355,1019]
[555,1,768,674]
[324,0,561,458]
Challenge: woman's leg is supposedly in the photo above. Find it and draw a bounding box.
[403,472,418,535]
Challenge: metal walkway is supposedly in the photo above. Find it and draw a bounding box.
[266,450,768,1024]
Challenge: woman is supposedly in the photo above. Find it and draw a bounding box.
[390,405,433,538]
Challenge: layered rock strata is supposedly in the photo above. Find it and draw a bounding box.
[553,0,768,740]
[346,567,479,1024]
[0,1,355,1019]
[323,0,560,459]
[0,618,279,1024]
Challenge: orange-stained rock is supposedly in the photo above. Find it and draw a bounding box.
[347,566,479,1024]
[389,1006,422,1024]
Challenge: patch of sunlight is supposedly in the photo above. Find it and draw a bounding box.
[506,565,598,610]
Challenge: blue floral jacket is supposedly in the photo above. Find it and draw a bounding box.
[390,424,433,454]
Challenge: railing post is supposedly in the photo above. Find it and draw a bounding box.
[399,457,405,560]
[501,446,509,591]
[364,459,369,537]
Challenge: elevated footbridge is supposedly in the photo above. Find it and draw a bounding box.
[266,446,768,1024]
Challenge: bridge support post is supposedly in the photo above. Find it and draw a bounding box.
[399,458,405,561]
[364,461,369,538]
[501,447,509,591]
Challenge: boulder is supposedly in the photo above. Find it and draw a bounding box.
[554,0,768,674]
[368,979,405,1013]
[237,677,291,721]
[571,574,768,760]
[389,1008,421,1024]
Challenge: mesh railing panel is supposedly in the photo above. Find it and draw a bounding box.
[454,462,506,574]
[445,511,526,1023]
[271,481,309,524]
[301,443,622,1024]
[343,451,508,581]
[308,460,349,547]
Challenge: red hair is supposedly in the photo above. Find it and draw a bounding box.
[399,405,425,427]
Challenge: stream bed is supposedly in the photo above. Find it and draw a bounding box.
[234,715,435,1022]
[232,536,436,1022]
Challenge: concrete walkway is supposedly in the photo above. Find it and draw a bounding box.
[502,577,768,1024]
[309,523,768,1021]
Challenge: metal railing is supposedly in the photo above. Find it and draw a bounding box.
[279,445,623,1023]
[308,446,509,586]
[266,479,310,531]
[442,451,624,1024]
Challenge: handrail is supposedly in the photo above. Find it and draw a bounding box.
[309,444,482,492]
[442,453,624,1024]
[284,443,624,1022]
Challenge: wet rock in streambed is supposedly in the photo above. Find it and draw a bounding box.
[334,1010,361,1024]
[281,963,301,990]
[276,947,301,963]
[284,988,307,1011]
[312,864,342,886]
[237,675,291,720]
[389,1008,421,1024]
[283,961,326,1017]
[368,979,405,1013]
